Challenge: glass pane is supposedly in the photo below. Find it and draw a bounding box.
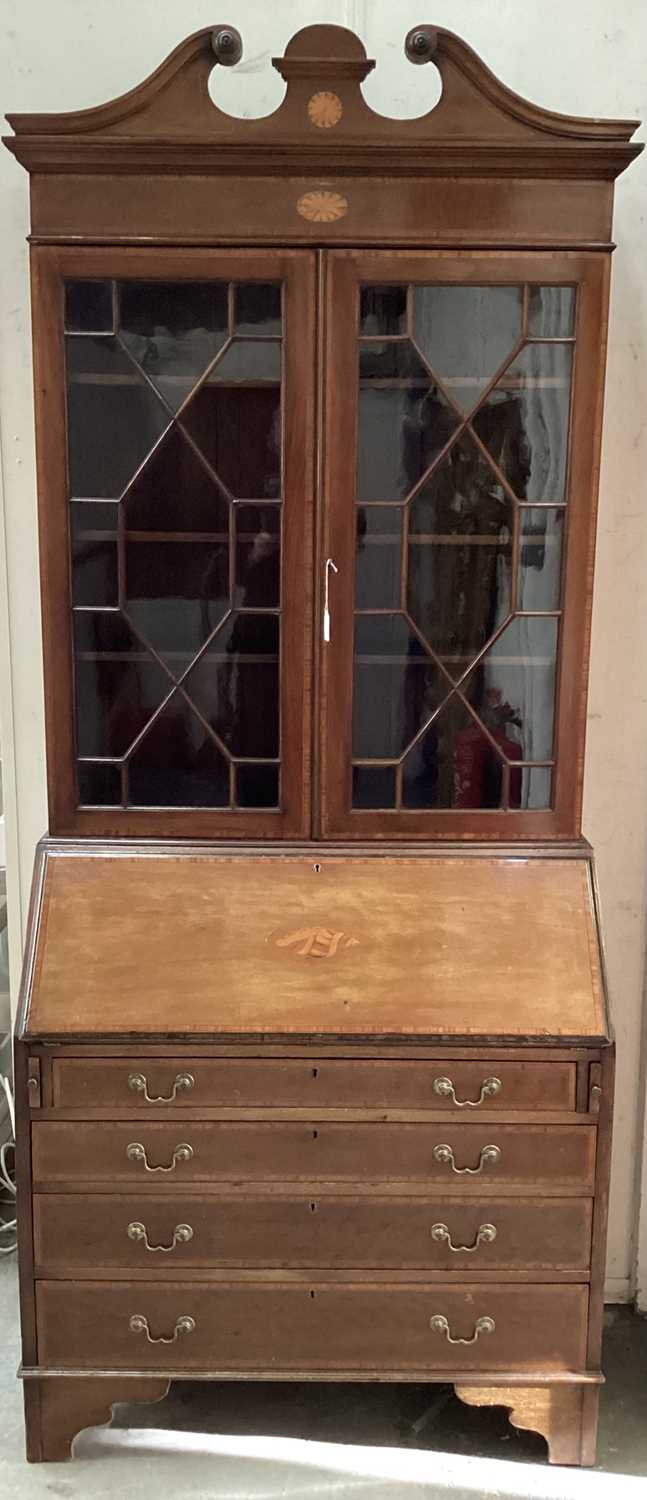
[352,765,397,809]
[236,506,280,608]
[472,343,574,502]
[78,761,121,806]
[125,539,229,662]
[124,426,229,532]
[462,616,559,762]
[73,612,172,758]
[353,617,450,760]
[119,281,229,412]
[401,698,503,809]
[66,337,169,499]
[360,286,407,335]
[236,764,279,808]
[520,766,552,809]
[356,508,402,610]
[181,383,281,500]
[518,509,564,610]
[528,286,575,338]
[413,286,522,413]
[127,696,229,807]
[357,377,460,502]
[211,340,281,382]
[71,501,119,607]
[185,614,279,758]
[234,283,282,334]
[65,281,113,333]
[408,434,513,670]
[359,342,428,382]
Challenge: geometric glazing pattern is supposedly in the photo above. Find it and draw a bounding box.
[354,282,575,811]
[65,278,282,811]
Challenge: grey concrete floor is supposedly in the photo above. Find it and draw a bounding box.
[1,1254,646,1498]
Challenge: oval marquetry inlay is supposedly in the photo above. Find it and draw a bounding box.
[307,91,343,129]
[297,190,349,223]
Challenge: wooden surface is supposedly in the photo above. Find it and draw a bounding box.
[33,1193,593,1275]
[25,852,607,1040]
[35,1280,588,1373]
[454,1382,597,1466]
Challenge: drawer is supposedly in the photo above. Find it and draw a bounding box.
[33,1193,593,1272]
[36,1280,588,1372]
[50,1056,577,1112]
[32,1122,596,1190]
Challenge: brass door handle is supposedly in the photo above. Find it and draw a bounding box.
[433,1143,501,1174]
[433,1075,501,1107]
[129,1314,195,1344]
[127,1221,194,1253]
[128,1071,195,1103]
[126,1142,194,1172]
[431,1222,497,1253]
[430,1314,495,1345]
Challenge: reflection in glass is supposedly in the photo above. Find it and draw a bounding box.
[236,764,279,808]
[119,281,229,411]
[360,286,407,335]
[66,337,169,499]
[357,376,460,501]
[181,383,281,500]
[359,342,429,382]
[518,509,564,610]
[472,343,573,502]
[210,340,281,383]
[236,506,280,607]
[71,501,119,607]
[352,765,397,809]
[73,612,172,758]
[125,539,229,661]
[528,286,575,339]
[353,615,449,759]
[78,761,121,806]
[128,695,229,807]
[65,281,113,333]
[520,766,552,810]
[408,434,512,668]
[185,614,279,758]
[413,286,521,413]
[356,508,401,610]
[235,283,282,335]
[462,615,559,762]
[402,698,511,809]
[124,426,229,532]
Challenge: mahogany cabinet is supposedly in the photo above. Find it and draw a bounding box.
[4,21,641,1466]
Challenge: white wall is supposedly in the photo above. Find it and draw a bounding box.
[0,0,646,1301]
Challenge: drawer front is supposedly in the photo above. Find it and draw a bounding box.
[33,1193,593,1272]
[32,1122,596,1190]
[36,1280,588,1372]
[50,1057,576,1112]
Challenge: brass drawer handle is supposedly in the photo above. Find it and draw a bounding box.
[430,1314,495,1346]
[128,1071,195,1103]
[127,1221,194,1253]
[433,1143,501,1174]
[431,1222,497,1253]
[129,1313,195,1345]
[126,1141,194,1172]
[433,1075,501,1107]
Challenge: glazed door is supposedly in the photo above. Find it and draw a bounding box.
[319,250,608,840]
[34,248,315,837]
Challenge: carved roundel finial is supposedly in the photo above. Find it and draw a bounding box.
[211,27,243,66]
[405,26,438,64]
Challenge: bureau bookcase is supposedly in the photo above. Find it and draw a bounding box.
[4,22,641,1464]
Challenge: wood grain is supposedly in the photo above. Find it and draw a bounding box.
[25,852,607,1039]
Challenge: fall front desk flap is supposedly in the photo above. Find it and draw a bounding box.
[23,850,608,1042]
